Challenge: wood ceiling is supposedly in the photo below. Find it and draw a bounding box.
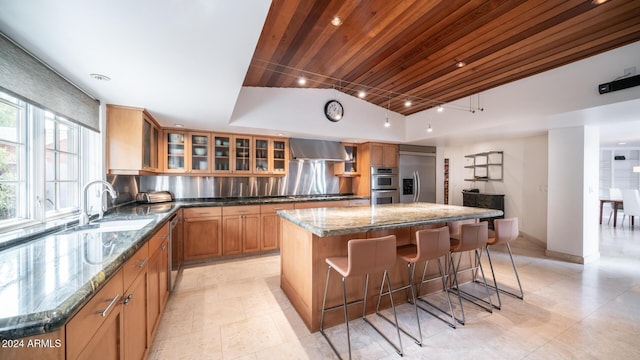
[243,0,640,115]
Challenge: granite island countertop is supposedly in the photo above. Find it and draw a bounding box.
[277,202,504,237]
[0,194,366,340]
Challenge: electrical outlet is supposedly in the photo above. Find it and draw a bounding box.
[624,66,636,77]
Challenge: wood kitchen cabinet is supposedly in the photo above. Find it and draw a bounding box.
[232,135,253,174]
[106,104,160,175]
[261,203,294,250]
[147,223,170,340]
[334,143,358,176]
[293,200,349,209]
[369,142,398,167]
[222,205,261,255]
[122,243,149,360]
[254,137,289,174]
[183,207,223,261]
[163,130,211,173]
[271,137,289,174]
[66,269,124,360]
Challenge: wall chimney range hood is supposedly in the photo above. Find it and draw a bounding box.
[289,138,347,161]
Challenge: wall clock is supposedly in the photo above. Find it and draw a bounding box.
[324,100,344,122]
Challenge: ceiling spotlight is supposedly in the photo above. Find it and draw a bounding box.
[437,105,444,112]
[89,73,111,81]
[427,123,433,133]
[297,77,307,85]
[404,99,412,107]
[456,61,466,68]
[331,16,343,26]
[358,90,366,98]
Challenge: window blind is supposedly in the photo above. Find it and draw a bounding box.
[0,33,100,132]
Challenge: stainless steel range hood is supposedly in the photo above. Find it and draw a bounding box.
[289,138,347,161]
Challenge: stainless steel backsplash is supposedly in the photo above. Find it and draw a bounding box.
[116,160,341,199]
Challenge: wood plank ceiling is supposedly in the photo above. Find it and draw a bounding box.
[243,0,640,115]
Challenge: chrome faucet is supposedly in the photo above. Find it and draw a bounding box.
[79,180,118,226]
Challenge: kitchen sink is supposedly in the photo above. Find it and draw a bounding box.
[65,219,155,234]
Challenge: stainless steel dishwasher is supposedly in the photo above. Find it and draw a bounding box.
[169,214,181,290]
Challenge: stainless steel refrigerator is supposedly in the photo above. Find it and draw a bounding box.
[399,145,436,203]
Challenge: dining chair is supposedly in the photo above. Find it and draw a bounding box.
[621,189,640,229]
[609,188,626,225]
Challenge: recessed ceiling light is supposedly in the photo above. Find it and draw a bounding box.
[404,100,412,107]
[618,142,627,145]
[90,73,111,81]
[592,0,609,4]
[174,124,184,128]
[437,105,444,112]
[358,91,366,98]
[331,16,343,26]
[456,61,466,68]
[277,133,284,136]
[297,77,307,85]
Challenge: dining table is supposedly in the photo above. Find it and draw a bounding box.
[600,198,623,227]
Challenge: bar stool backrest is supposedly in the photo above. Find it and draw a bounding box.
[453,222,488,252]
[492,218,518,246]
[415,227,450,262]
[447,218,478,238]
[346,235,397,277]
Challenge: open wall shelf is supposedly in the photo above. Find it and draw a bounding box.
[464,151,503,181]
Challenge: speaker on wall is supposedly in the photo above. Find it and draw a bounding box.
[598,74,640,94]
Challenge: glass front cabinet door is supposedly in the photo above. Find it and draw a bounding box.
[165,130,186,172]
[233,136,252,174]
[272,138,288,174]
[213,134,232,173]
[254,137,270,174]
[189,132,210,173]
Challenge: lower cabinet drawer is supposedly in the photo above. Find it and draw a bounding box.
[123,243,149,291]
[66,269,124,360]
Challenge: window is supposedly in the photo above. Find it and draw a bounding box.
[0,93,27,224]
[0,89,93,231]
[45,112,79,216]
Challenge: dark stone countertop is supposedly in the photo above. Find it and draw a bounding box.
[0,194,366,340]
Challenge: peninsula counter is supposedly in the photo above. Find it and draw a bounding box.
[277,202,503,331]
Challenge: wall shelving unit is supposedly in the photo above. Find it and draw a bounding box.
[464,151,503,182]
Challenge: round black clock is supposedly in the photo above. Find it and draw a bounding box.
[324,100,344,122]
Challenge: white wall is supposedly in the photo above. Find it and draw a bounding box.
[442,134,548,243]
[230,87,405,142]
[547,126,600,263]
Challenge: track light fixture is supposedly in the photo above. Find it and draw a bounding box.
[250,58,487,113]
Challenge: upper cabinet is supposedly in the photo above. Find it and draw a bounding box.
[254,137,289,174]
[106,104,160,174]
[164,130,187,173]
[370,143,398,168]
[189,132,211,173]
[334,144,359,176]
[233,135,253,174]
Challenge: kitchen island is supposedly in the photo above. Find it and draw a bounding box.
[277,202,503,331]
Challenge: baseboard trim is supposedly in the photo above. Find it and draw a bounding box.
[545,249,600,264]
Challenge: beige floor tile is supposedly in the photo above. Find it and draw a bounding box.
[149,222,640,359]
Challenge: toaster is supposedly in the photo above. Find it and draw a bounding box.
[136,191,174,203]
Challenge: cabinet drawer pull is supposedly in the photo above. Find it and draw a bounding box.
[122,294,133,305]
[161,244,167,251]
[136,258,148,268]
[96,294,121,317]
[160,234,169,239]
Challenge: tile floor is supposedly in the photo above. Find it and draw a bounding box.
[149,222,640,359]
